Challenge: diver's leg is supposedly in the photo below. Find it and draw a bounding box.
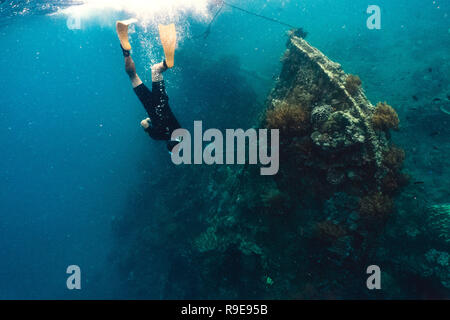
[125,55,143,88]
[151,61,169,110]
[116,19,142,88]
[149,61,182,144]
[137,60,169,131]
[138,61,167,131]
[151,61,168,82]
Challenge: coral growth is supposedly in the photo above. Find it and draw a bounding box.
[383,145,406,169]
[381,172,409,194]
[380,145,408,194]
[311,110,366,151]
[427,204,450,244]
[372,102,400,131]
[382,173,400,194]
[359,192,394,222]
[261,187,290,215]
[344,74,362,95]
[316,220,347,241]
[265,100,310,137]
[311,104,333,129]
[424,249,450,289]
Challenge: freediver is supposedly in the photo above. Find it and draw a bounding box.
[116,19,181,152]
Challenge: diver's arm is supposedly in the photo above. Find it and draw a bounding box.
[125,56,143,88]
[140,118,150,129]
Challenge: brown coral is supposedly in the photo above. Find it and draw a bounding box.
[265,101,310,137]
[316,220,347,241]
[359,192,394,222]
[290,85,317,106]
[382,173,399,194]
[383,145,405,170]
[344,74,362,95]
[380,145,407,194]
[382,171,410,194]
[372,102,400,131]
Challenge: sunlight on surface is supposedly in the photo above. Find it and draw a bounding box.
[61,0,214,26]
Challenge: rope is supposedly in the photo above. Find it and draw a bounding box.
[192,1,299,39]
[223,1,298,29]
[191,0,225,39]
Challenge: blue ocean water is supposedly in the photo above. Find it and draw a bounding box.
[0,0,449,299]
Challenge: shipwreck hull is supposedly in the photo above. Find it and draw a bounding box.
[189,34,411,299]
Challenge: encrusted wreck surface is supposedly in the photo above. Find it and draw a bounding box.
[268,35,388,186]
[186,34,415,298]
[187,34,448,298]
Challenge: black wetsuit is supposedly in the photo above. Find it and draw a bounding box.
[133,80,181,149]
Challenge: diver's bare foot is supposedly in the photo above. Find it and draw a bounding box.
[140,118,150,129]
[116,18,137,51]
